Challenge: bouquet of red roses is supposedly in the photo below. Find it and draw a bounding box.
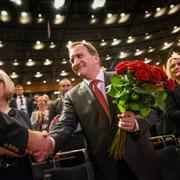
[107,60,175,160]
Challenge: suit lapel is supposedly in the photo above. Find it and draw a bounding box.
[79,80,111,126]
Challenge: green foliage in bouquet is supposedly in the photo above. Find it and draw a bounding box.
[107,60,175,160]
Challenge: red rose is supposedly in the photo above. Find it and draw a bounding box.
[154,66,168,81]
[115,61,130,75]
[150,66,162,84]
[135,69,150,81]
[128,61,150,72]
[164,79,175,91]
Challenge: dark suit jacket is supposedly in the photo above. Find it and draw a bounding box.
[0,111,28,155]
[48,98,63,122]
[0,108,33,180]
[166,82,180,135]
[50,72,162,180]
[9,96,33,116]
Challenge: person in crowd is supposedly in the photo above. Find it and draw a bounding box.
[9,84,33,116]
[49,78,84,151]
[0,70,33,180]
[48,78,72,125]
[31,95,49,131]
[0,42,162,180]
[43,94,52,107]
[165,54,180,136]
[32,93,40,111]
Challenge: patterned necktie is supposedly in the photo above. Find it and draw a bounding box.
[20,96,24,110]
[90,80,110,117]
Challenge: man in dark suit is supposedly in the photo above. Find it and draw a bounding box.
[46,41,162,180]
[9,85,33,116]
[49,78,72,123]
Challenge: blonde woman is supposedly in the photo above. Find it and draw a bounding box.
[0,69,33,180]
[31,95,49,131]
[166,54,180,135]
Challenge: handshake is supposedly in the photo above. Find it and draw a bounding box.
[0,130,53,162]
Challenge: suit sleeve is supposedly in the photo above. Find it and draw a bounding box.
[135,108,158,136]
[49,94,78,153]
[166,91,180,124]
[0,112,28,155]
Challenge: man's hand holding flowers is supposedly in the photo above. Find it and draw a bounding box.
[118,111,138,132]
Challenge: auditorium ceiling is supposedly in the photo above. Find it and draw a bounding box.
[0,0,179,85]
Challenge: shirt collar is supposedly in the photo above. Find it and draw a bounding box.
[84,70,105,86]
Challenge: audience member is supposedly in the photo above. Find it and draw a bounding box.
[31,95,49,131]
[0,70,33,180]
[9,84,33,116]
[49,78,72,128]
[165,54,180,136]
[32,93,40,111]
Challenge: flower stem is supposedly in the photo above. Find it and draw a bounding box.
[108,129,126,160]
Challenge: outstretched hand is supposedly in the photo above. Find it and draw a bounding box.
[27,130,53,162]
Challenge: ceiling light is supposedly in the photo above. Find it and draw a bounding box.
[171,26,180,34]
[33,40,44,50]
[54,0,65,9]
[105,13,118,25]
[0,61,4,66]
[111,38,121,46]
[144,33,152,40]
[90,15,97,24]
[148,46,155,52]
[170,4,174,9]
[156,62,160,65]
[49,42,56,48]
[54,14,65,24]
[105,54,111,61]
[43,80,46,83]
[12,59,19,66]
[61,59,68,64]
[37,13,44,23]
[168,4,180,15]
[0,10,10,22]
[10,0,22,5]
[0,41,4,48]
[119,52,128,59]
[44,59,52,66]
[71,78,75,81]
[56,79,60,82]
[127,36,135,43]
[161,42,173,50]
[144,11,152,18]
[100,39,108,46]
[26,59,35,66]
[34,72,42,78]
[60,70,68,76]
[26,81,31,85]
[118,13,130,23]
[19,12,31,24]
[134,49,144,56]
[92,0,106,9]
[144,58,153,64]
[156,7,161,12]
[154,7,167,17]
[10,72,18,79]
